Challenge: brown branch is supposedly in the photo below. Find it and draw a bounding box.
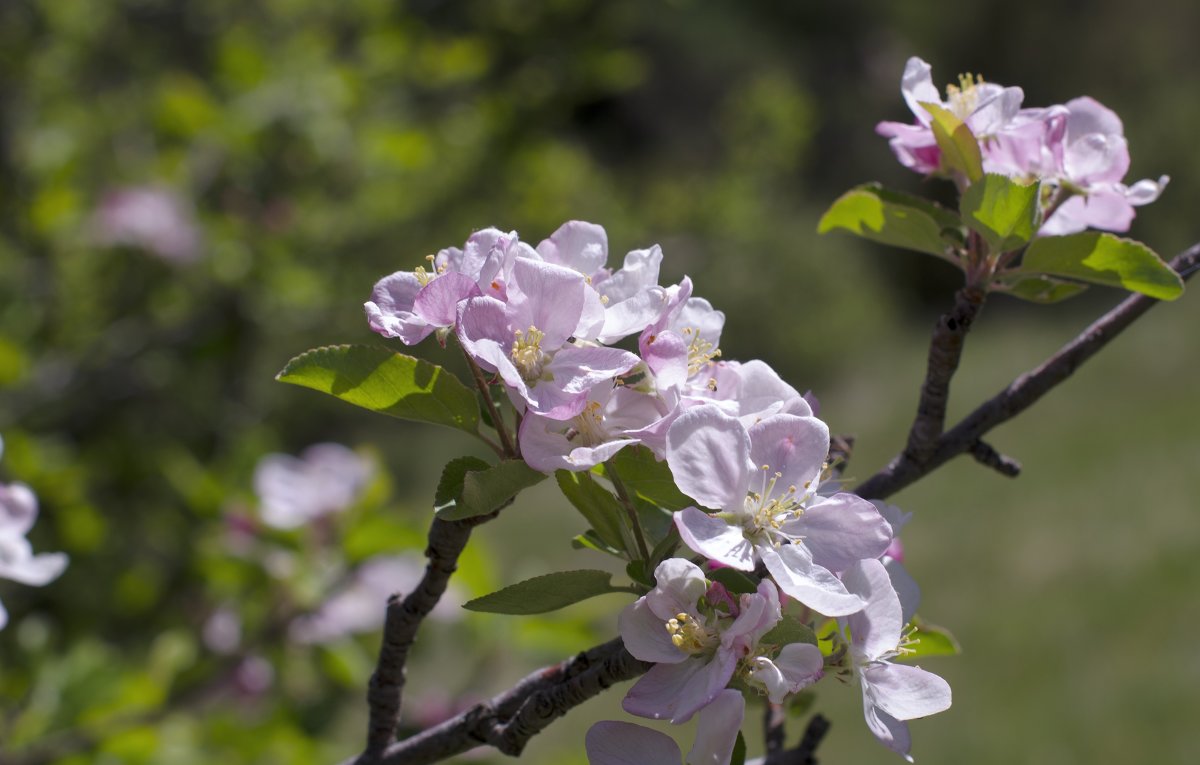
[762,713,831,765]
[764,702,787,756]
[363,507,507,754]
[903,286,986,464]
[349,638,649,765]
[856,242,1200,501]
[969,439,1021,477]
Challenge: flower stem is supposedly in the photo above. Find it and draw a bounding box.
[604,459,651,562]
[460,344,517,458]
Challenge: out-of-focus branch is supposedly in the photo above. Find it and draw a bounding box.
[363,505,509,754]
[349,638,649,765]
[761,713,831,765]
[856,242,1200,500]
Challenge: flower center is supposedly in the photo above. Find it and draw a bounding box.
[665,612,717,655]
[682,326,721,377]
[743,465,806,541]
[566,400,608,446]
[413,254,446,287]
[511,325,548,381]
[945,72,985,120]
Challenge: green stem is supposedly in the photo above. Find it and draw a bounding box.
[460,344,516,458]
[605,459,651,562]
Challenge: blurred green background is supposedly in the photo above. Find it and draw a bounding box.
[1,1,1198,763]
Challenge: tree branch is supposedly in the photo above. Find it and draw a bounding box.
[363,505,508,754]
[856,242,1200,500]
[903,286,986,464]
[349,638,649,765]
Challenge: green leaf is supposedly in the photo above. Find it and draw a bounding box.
[960,173,1039,252]
[1018,233,1184,300]
[435,459,545,520]
[759,614,818,647]
[920,102,984,183]
[463,569,625,614]
[556,470,628,553]
[277,345,480,432]
[601,446,693,511]
[708,567,759,595]
[901,619,962,660]
[731,732,747,765]
[818,186,957,260]
[993,274,1089,303]
[571,530,622,557]
[626,560,653,588]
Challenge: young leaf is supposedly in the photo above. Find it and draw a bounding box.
[600,446,693,512]
[277,345,480,433]
[463,569,625,614]
[818,186,957,260]
[960,173,1039,252]
[435,459,546,521]
[1018,233,1184,300]
[759,615,818,647]
[899,619,962,660]
[993,274,1089,303]
[920,102,984,183]
[571,530,622,557]
[555,470,629,553]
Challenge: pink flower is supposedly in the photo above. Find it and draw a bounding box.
[667,406,891,616]
[586,690,745,765]
[0,439,68,630]
[253,443,372,530]
[842,559,951,762]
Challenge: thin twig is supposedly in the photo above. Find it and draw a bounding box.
[969,439,1021,477]
[857,242,1200,500]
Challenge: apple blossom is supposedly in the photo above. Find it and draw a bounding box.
[667,406,891,615]
[365,227,526,345]
[586,689,745,765]
[840,558,951,762]
[253,442,373,530]
[456,257,639,419]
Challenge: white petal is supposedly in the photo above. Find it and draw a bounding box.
[842,559,904,660]
[674,508,755,571]
[863,662,952,720]
[747,415,829,493]
[761,545,864,617]
[618,598,689,664]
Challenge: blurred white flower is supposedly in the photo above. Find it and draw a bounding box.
[253,443,372,530]
[289,554,463,644]
[0,436,69,630]
[92,186,202,263]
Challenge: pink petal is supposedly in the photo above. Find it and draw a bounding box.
[507,258,585,348]
[618,598,688,664]
[413,272,481,327]
[586,721,682,765]
[687,689,745,765]
[747,415,829,493]
[666,406,751,512]
[623,650,736,724]
[786,493,892,573]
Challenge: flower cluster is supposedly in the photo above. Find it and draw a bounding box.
[877,56,1167,236]
[366,222,951,761]
[0,436,68,630]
